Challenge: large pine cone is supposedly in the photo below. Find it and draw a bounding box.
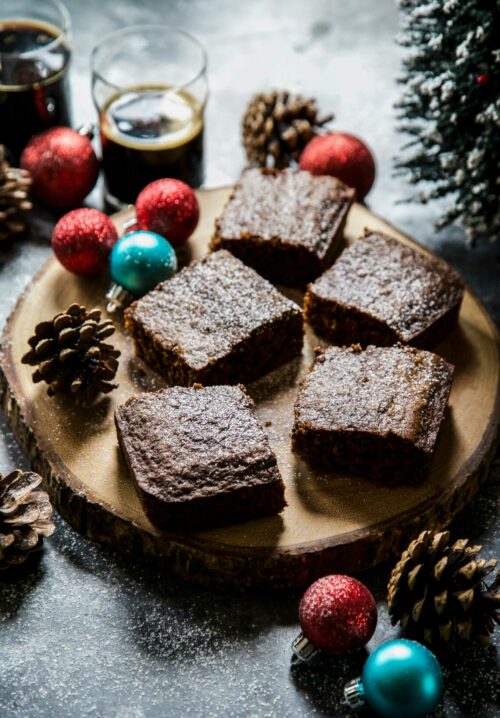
[0,470,55,570]
[388,530,500,645]
[242,90,333,169]
[22,303,120,406]
[0,144,32,242]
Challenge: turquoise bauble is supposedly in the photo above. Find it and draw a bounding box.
[109,231,177,297]
[362,639,442,718]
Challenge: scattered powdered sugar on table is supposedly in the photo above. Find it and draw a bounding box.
[0,461,498,718]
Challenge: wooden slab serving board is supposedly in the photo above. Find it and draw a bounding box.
[1,188,499,589]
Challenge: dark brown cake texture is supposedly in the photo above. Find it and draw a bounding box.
[304,231,464,348]
[115,384,286,532]
[125,249,303,386]
[292,344,454,481]
[210,167,355,286]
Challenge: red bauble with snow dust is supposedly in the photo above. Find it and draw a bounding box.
[21,127,99,209]
[52,208,118,276]
[136,179,200,248]
[299,574,377,654]
[299,132,375,201]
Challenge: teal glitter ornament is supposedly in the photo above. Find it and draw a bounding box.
[342,639,442,718]
[106,230,177,311]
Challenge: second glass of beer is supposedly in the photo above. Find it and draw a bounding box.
[91,26,207,208]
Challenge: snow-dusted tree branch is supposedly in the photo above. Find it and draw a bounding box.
[395,0,499,244]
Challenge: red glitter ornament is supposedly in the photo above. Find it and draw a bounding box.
[21,127,99,209]
[476,73,489,85]
[299,132,376,201]
[298,575,377,654]
[52,208,118,276]
[136,179,200,248]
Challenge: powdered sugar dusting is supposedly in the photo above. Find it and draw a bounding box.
[311,233,464,341]
[127,250,301,369]
[294,344,453,451]
[216,168,354,255]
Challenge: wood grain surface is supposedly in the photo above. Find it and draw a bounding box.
[1,187,498,589]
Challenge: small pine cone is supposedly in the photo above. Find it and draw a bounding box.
[22,303,120,406]
[242,90,333,169]
[388,530,500,646]
[0,144,33,242]
[0,470,55,570]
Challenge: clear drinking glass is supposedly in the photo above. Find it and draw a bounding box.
[91,26,208,209]
[0,0,72,163]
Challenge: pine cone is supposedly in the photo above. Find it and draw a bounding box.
[242,90,333,169]
[0,470,55,570]
[388,530,500,646]
[22,303,120,406]
[0,144,32,242]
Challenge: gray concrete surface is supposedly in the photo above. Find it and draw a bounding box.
[0,1,498,716]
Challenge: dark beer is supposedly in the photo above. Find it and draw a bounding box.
[0,21,71,163]
[100,84,204,207]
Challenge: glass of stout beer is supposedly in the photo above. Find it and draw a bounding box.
[91,26,208,209]
[0,0,72,164]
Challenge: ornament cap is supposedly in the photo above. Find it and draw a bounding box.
[77,123,95,140]
[106,283,134,313]
[122,216,138,233]
[341,677,366,711]
[290,632,320,665]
